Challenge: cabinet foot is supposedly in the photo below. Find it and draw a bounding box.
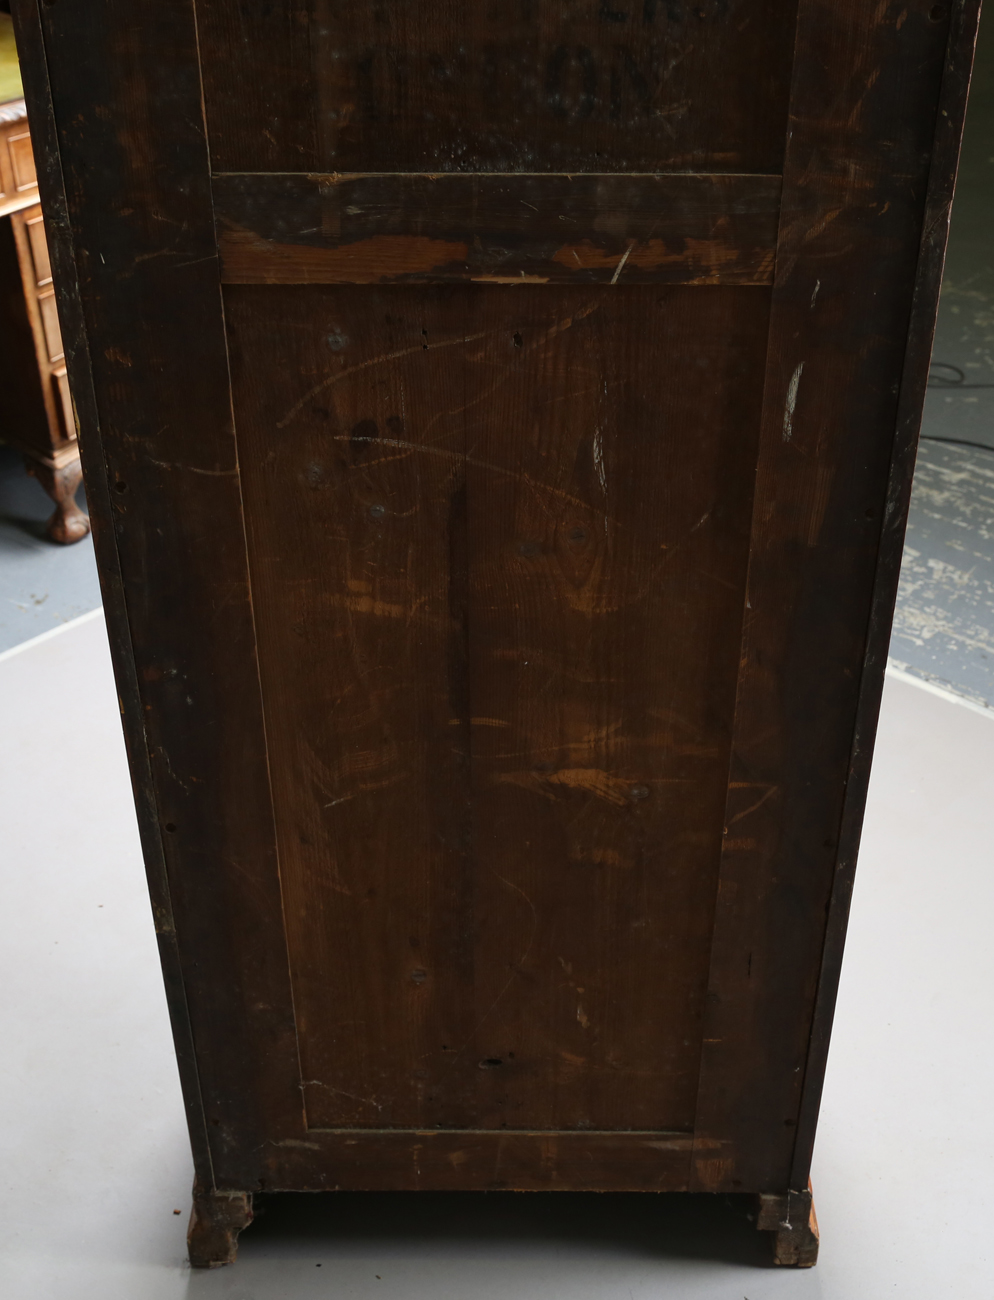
[25,454,90,544]
[756,1181,820,1267]
[187,1179,254,1268]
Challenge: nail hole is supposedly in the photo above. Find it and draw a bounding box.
[370,504,386,518]
[513,332,523,347]
[165,822,177,833]
[630,785,650,801]
[114,481,127,493]
[929,4,946,18]
[422,329,429,351]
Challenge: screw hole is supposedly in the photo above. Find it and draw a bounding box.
[114,481,127,493]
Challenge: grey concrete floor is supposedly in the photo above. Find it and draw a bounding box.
[0,443,101,653]
[3,611,993,1298]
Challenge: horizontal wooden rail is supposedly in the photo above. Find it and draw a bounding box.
[213,172,781,286]
[255,1127,726,1191]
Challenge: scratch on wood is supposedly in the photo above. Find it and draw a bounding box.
[277,331,489,429]
[148,457,237,476]
[303,1080,385,1111]
[610,240,635,284]
[725,783,778,826]
[782,362,804,442]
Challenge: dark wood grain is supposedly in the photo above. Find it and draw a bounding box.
[255,1129,711,1193]
[215,172,780,286]
[12,0,302,1191]
[195,0,799,175]
[788,0,984,1192]
[10,0,217,1181]
[224,281,768,1136]
[690,0,961,1195]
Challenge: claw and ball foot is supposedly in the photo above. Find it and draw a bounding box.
[25,454,90,544]
[756,1182,820,1267]
[187,1180,254,1268]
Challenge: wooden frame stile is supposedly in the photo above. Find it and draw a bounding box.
[8,0,219,1188]
[9,0,213,1177]
[788,0,983,1193]
[691,0,981,1202]
[9,0,302,1206]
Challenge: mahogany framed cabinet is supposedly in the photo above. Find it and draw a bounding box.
[11,0,979,1270]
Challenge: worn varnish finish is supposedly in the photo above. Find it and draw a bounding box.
[690,0,975,1194]
[195,0,799,175]
[11,0,979,1269]
[215,173,780,285]
[226,282,767,1134]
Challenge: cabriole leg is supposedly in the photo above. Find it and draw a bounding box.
[25,454,90,545]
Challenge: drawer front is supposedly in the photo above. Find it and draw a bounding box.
[0,107,38,216]
[7,130,36,191]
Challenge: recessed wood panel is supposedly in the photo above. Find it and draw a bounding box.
[196,0,799,174]
[225,283,768,1134]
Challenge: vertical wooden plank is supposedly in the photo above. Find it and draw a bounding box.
[223,284,480,1132]
[10,0,214,1180]
[789,0,983,1191]
[691,0,960,1193]
[464,285,769,1133]
[12,0,303,1190]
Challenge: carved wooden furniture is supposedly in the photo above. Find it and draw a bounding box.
[12,0,979,1270]
[0,94,85,543]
